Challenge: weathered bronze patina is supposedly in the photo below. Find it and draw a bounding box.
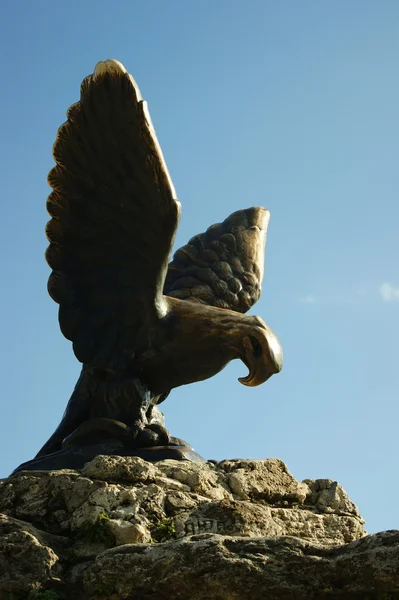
[14,60,283,472]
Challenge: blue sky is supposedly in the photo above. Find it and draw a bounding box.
[1,1,398,535]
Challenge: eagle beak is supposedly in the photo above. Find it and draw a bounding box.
[238,328,283,387]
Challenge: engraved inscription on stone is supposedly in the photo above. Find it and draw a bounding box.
[176,516,245,539]
[176,517,225,538]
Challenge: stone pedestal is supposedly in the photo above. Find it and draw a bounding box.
[0,457,398,599]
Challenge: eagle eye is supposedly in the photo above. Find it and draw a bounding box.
[250,335,262,357]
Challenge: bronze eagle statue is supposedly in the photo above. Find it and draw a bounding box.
[15,59,283,472]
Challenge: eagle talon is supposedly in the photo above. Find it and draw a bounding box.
[60,417,171,451]
[133,423,170,448]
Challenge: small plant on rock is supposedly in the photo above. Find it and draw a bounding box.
[150,516,176,543]
[77,510,115,547]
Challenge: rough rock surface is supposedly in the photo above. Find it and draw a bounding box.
[0,456,397,599]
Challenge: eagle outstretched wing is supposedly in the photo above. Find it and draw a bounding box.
[46,59,180,371]
[164,207,269,314]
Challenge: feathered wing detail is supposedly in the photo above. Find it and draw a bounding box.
[164,207,269,313]
[46,59,181,370]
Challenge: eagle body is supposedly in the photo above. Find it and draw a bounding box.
[33,59,283,462]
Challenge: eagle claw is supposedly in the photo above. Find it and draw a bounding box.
[61,417,170,450]
[133,423,170,448]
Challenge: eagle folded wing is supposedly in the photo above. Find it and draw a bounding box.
[46,60,180,370]
[164,207,269,313]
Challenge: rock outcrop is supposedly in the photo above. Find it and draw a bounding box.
[0,456,397,599]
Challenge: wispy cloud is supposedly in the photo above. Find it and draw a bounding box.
[299,295,316,304]
[379,282,399,302]
[297,284,399,305]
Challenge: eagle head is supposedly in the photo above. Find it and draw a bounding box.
[237,316,283,386]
